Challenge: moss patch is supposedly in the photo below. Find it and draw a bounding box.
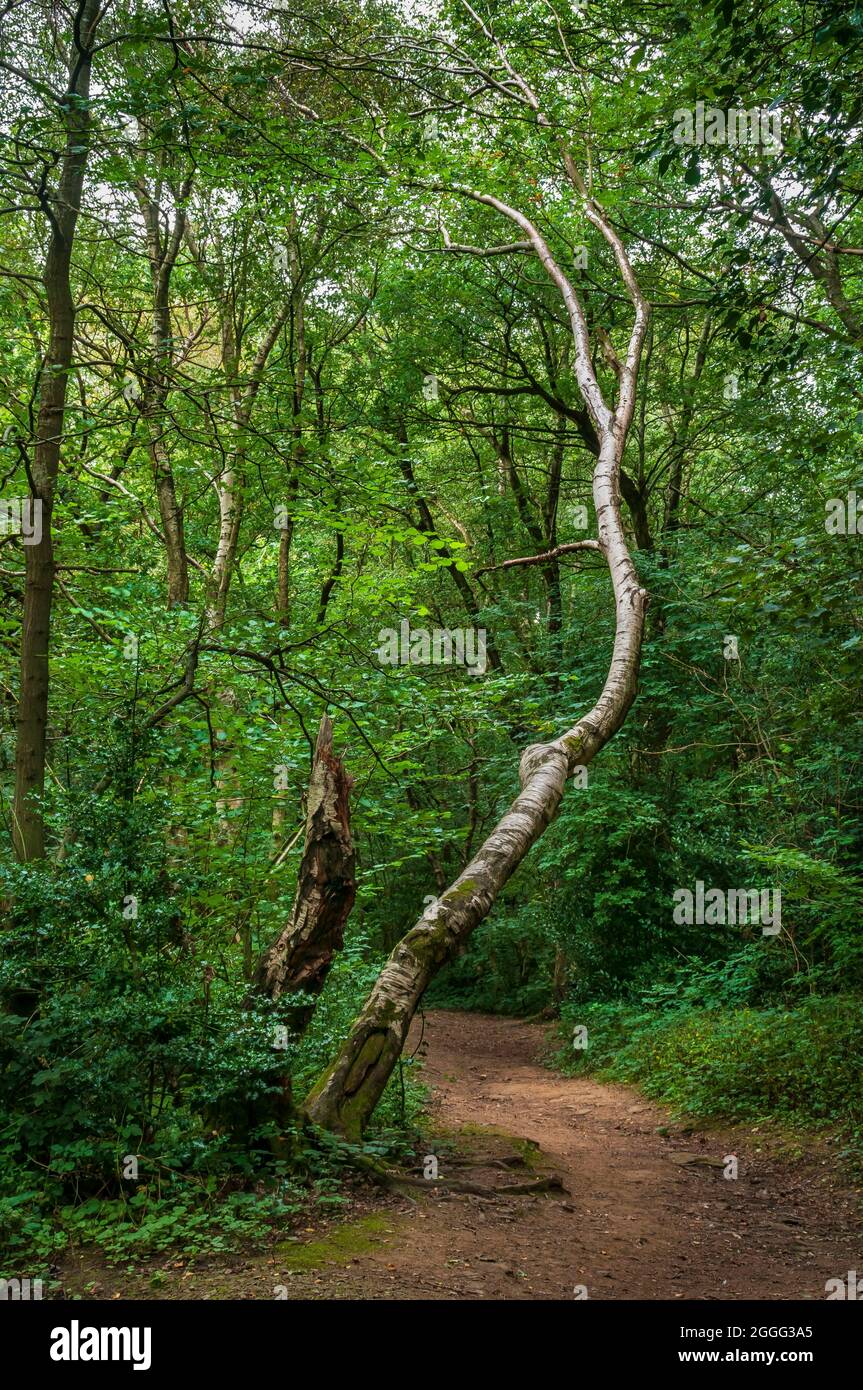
[276,1214,394,1271]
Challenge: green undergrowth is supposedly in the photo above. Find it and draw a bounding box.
[554,989,863,1170]
[0,913,425,1275]
[0,1119,421,1278]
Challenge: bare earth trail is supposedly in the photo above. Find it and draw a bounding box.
[282,1009,861,1301]
[59,1008,862,1300]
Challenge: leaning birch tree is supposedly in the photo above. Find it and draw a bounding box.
[304,10,652,1137]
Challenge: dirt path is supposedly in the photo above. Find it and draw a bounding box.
[58,1009,862,1300]
[280,1009,861,1300]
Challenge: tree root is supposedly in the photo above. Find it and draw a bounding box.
[346,1151,569,1200]
[498,1175,569,1196]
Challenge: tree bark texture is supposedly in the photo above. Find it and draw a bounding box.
[251,714,356,1035]
[12,0,100,861]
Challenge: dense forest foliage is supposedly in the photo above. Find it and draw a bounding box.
[1,0,861,1270]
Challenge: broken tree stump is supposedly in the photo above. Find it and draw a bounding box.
[250,713,356,1035]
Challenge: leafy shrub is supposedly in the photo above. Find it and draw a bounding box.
[556,987,863,1159]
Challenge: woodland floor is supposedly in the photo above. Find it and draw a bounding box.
[58,1010,862,1301]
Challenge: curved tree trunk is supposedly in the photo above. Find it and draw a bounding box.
[304,100,651,1137]
[305,430,649,1137]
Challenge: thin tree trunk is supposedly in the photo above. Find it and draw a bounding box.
[12,0,100,861]
[394,424,503,672]
[552,944,568,1007]
[148,428,189,606]
[207,457,244,629]
[504,426,565,662]
[760,183,863,345]
[134,167,192,607]
[277,513,295,624]
[315,528,344,626]
[663,314,712,540]
[206,303,292,630]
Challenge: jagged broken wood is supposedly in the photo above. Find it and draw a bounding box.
[250,713,356,1035]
